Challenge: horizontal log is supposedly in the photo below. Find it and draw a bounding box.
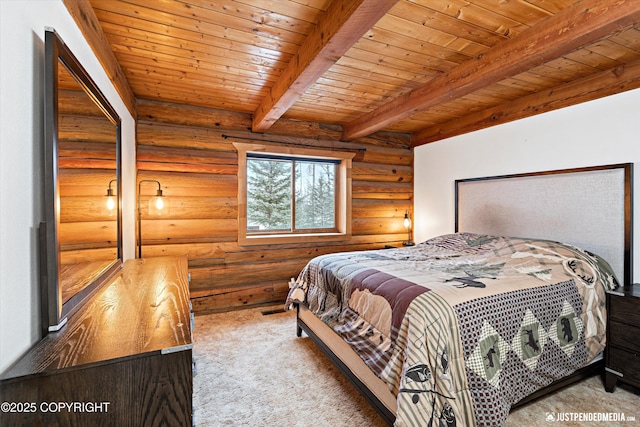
[59,221,118,246]
[140,218,238,241]
[352,217,407,235]
[359,148,412,166]
[138,98,253,130]
[221,248,316,265]
[137,171,238,197]
[132,242,237,262]
[59,90,106,116]
[59,168,116,183]
[223,131,367,160]
[133,99,413,312]
[353,180,413,194]
[59,159,117,170]
[140,237,236,249]
[349,233,409,244]
[58,187,117,199]
[190,282,288,313]
[137,121,233,151]
[137,161,237,175]
[137,144,237,164]
[353,192,413,200]
[60,196,118,222]
[59,115,117,142]
[59,141,117,159]
[189,259,308,289]
[59,247,118,264]
[222,242,387,265]
[137,196,236,220]
[352,162,412,182]
[138,119,411,167]
[137,99,411,149]
[352,198,412,218]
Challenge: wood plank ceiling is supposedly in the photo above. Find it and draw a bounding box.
[88,0,640,146]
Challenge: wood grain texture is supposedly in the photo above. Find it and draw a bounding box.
[0,256,192,426]
[63,0,137,117]
[1,256,191,379]
[56,51,119,262]
[59,260,115,303]
[252,0,399,131]
[0,350,192,427]
[341,0,640,140]
[136,99,412,313]
[84,0,640,142]
[413,58,640,145]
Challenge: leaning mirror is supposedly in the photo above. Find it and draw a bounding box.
[41,28,122,333]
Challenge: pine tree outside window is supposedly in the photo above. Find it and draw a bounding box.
[234,142,354,245]
[246,155,337,234]
[246,157,293,232]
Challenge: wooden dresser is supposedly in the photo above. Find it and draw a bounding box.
[0,256,193,426]
[605,283,640,393]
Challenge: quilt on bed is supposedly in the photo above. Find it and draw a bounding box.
[285,233,618,427]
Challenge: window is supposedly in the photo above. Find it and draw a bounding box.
[234,142,354,245]
[247,153,338,233]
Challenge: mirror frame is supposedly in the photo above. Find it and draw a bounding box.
[41,28,123,334]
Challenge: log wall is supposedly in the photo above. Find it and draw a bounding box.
[58,89,119,264]
[136,99,413,313]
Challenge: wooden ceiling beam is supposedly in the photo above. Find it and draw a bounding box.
[63,0,137,118]
[341,0,640,141]
[251,0,399,133]
[412,59,640,146]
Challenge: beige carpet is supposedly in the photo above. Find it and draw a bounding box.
[193,306,639,427]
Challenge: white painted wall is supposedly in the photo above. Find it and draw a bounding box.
[0,1,136,372]
[414,88,640,281]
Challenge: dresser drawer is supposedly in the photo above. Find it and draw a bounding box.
[608,347,640,384]
[605,285,640,393]
[608,293,640,326]
[608,320,640,353]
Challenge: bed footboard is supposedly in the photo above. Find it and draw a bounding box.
[295,304,396,426]
[296,304,605,424]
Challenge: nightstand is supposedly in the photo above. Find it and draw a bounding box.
[605,283,640,392]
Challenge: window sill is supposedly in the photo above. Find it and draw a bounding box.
[239,232,351,246]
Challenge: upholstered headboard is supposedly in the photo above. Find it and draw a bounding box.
[455,164,633,286]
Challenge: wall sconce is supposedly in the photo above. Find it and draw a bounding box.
[403,210,415,246]
[103,179,117,217]
[138,179,169,258]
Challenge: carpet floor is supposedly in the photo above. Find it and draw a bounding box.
[193,306,639,427]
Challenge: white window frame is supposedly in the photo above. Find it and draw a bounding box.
[234,142,353,246]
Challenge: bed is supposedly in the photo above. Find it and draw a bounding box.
[285,163,633,427]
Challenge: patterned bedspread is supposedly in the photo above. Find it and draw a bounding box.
[285,233,618,427]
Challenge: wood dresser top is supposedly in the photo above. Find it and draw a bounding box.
[1,256,191,381]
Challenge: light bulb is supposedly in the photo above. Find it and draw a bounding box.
[403,210,411,229]
[104,182,117,216]
[106,196,116,211]
[155,196,165,211]
[148,193,168,216]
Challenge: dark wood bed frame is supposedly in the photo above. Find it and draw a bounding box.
[294,163,633,426]
[296,306,397,424]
